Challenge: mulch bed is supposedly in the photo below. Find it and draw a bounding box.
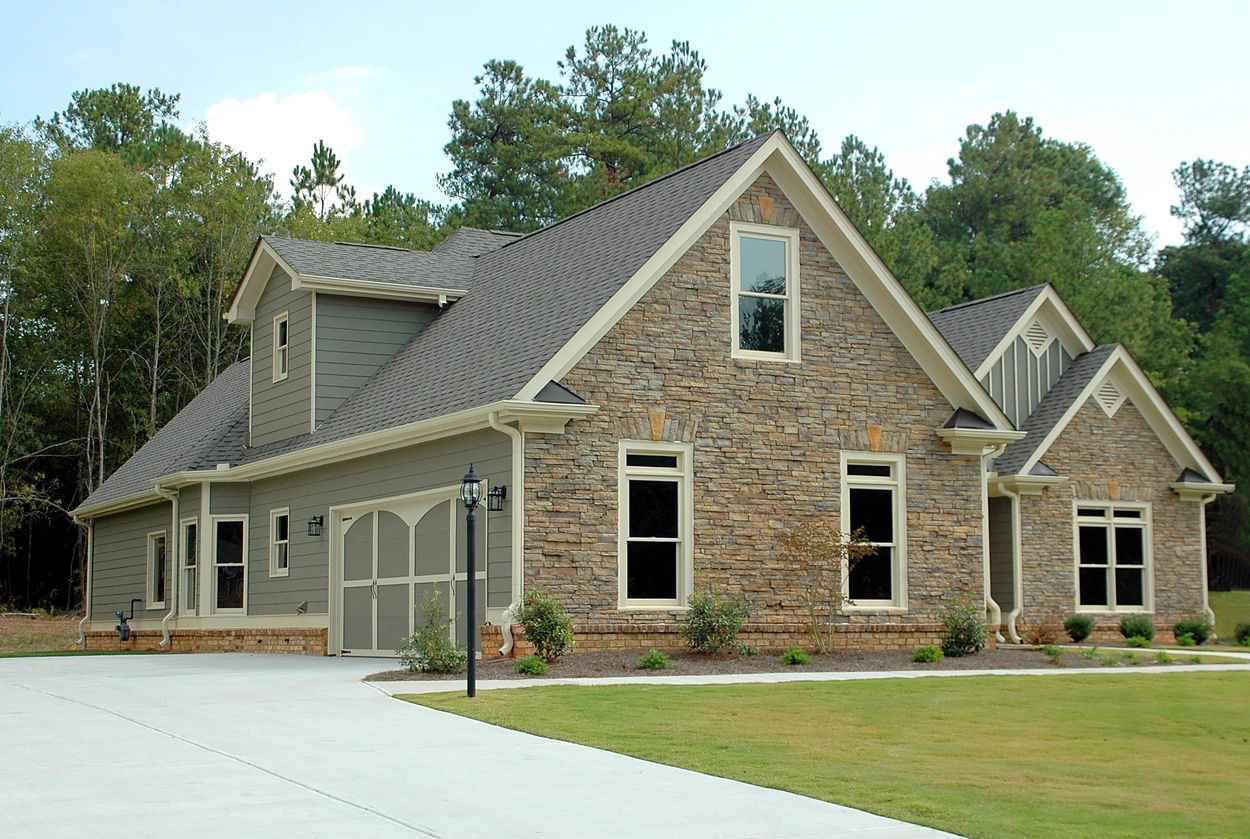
[362,645,1133,681]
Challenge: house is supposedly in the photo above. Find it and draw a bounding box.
[71,132,1232,656]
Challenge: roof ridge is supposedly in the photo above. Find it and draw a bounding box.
[263,234,421,255]
[496,132,778,251]
[929,283,1050,316]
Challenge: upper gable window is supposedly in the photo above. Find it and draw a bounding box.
[272,312,289,382]
[730,221,800,363]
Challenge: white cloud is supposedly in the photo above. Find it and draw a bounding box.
[203,90,365,199]
[308,65,390,84]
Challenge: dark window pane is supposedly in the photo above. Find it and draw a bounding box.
[739,235,787,294]
[1077,507,1107,518]
[1115,568,1144,607]
[847,463,892,477]
[1078,525,1107,566]
[849,547,892,601]
[184,524,197,567]
[627,541,677,600]
[738,296,786,353]
[626,454,678,469]
[216,566,244,609]
[1112,509,1142,519]
[216,520,244,565]
[1079,567,1109,607]
[1115,528,1144,566]
[629,480,678,538]
[276,514,288,542]
[155,538,166,602]
[849,487,894,543]
[277,319,288,346]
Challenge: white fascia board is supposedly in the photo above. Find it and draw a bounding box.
[71,490,166,521]
[997,474,1066,496]
[1170,481,1235,500]
[225,240,300,324]
[973,286,1097,380]
[936,427,1027,456]
[292,274,467,306]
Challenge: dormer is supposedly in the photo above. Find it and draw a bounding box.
[227,236,487,446]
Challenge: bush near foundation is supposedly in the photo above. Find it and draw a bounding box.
[516,655,549,676]
[518,589,575,662]
[1118,614,1155,643]
[1236,622,1250,646]
[911,645,943,663]
[398,589,466,674]
[680,592,752,654]
[940,601,988,657]
[1064,614,1095,643]
[1172,618,1212,645]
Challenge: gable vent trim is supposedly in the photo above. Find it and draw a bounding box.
[1024,321,1051,355]
[1095,379,1125,417]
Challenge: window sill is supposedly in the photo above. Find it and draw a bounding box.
[616,603,689,612]
[842,605,908,614]
[731,350,801,364]
[269,569,290,579]
[147,602,166,611]
[1076,607,1153,615]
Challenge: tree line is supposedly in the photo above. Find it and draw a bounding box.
[1,24,1247,610]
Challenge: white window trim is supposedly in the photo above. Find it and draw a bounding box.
[180,516,198,616]
[269,507,291,578]
[839,451,908,611]
[146,530,168,610]
[729,220,801,364]
[210,514,249,615]
[1072,501,1154,613]
[617,440,695,610]
[272,311,289,382]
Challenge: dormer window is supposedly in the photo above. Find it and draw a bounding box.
[730,221,800,362]
[273,312,289,382]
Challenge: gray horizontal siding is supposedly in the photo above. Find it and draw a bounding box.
[988,496,1015,614]
[90,502,174,621]
[314,294,436,426]
[246,428,513,616]
[210,483,249,516]
[252,266,312,446]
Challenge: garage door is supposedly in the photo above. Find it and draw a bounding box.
[337,492,486,657]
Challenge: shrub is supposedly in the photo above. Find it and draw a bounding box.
[1099,654,1119,667]
[1237,622,1250,646]
[636,649,673,670]
[912,645,944,663]
[1041,645,1063,664]
[680,591,752,654]
[1155,651,1174,665]
[1063,614,1095,644]
[518,589,575,662]
[940,601,988,657]
[516,655,549,676]
[1125,635,1151,648]
[1024,622,1060,646]
[1080,646,1100,662]
[1176,633,1196,647]
[782,519,877,654]
[1173,618,1212,645]
[782,645,812,666]
[1121,650,1141,665]
[397,589,466,674]
[739,643,761,657]
[1118,614,1155,642]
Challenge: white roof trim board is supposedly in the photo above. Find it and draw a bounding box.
[972,285,1095,380]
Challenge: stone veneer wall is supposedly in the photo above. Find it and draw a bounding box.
[522,175,985,637]
[83,628,327,655]
[1016,399,1205,637]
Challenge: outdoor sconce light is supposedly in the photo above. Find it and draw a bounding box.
[459,464,483,511]
[486,484,507,512]
[307,515,324,537]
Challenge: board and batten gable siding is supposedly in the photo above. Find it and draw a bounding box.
[251,265,312,446]
[90,501,172,620]
[979,335,1074,428]
[314,294,438,427]
[245,428,513,616]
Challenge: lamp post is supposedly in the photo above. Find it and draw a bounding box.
[459,464,483,698]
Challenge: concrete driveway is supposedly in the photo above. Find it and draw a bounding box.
[1,654,953,838]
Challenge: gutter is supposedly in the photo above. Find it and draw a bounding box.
[488,411,524,655]
[76,520,93,647]
[1200,494,1218,633]
[154,486,179,648]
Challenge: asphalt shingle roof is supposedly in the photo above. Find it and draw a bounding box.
[263,236,478,289]
[928,284,1048,373]
[75,361,250,511]
[433,227,522,257]
[994,344,1117,475]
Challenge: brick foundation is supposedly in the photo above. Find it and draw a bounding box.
[480,621,970,659]
[83,627,328,655]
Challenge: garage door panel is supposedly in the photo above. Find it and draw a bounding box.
[376,583,410,654]
[415,501,451,577]
[342,586,373,651]
[343,514,374,582]
[377,511,409,579]
[454,578,486,648]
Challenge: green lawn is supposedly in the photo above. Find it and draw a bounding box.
[1210,590,1250,641]
[407,674,1250,839]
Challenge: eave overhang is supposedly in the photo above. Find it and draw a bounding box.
[936,427,1027,456]
[1170,480,1235,500]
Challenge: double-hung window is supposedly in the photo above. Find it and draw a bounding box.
[730,221,800,362]
[619,442,693,608]
[273,313,289,381]
[181,519,198,614]
[1076,503,1151,611]
[212,516,247,612]
[147,531,168,609]
[841,453,907,608]
[270,508,290,577]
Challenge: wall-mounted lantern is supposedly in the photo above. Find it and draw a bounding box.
[307,515,324,537]
[486,484,508,513]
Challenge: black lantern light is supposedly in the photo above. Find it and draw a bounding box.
[306,515,324,537]
[460,464,482,698]
[460,464,483,511]
[486,484,507,513]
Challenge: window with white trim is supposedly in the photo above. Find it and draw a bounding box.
[147,531,168,609]
[213,517,247,612]
[270,508,290,577]
[730,221,800,362]
[619,441,693,607]
[272,312,289,381]
[1076,503,1151,611]
[181,519,198,614]
[841,453,907,608]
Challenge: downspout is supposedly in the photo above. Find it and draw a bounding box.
[1000,481,1024,644]
[488,411,524,655]
[76,518,93,647]
[982,444,1009,643]
[1200,493,1217,633]
[155,486,179,649]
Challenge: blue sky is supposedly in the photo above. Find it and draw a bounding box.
[3,0,1248,245]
